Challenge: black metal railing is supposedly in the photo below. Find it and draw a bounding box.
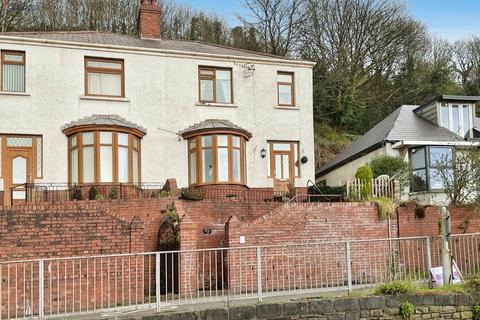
[180,186,293,202]
[11,182,166,204]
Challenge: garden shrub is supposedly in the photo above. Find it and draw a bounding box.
[95,193,106,202]
[400,301,415,319]
[88,185,98,200]
[465,277,480,293]
[371,196,396,220]
[108,187,118,200]
[180,188,205,201]
[473,304,480,320]
[377,280,413,295]
[355,164,373,199]
[370,155,409,179]
[71,186,83,201]
[159,190,170,198]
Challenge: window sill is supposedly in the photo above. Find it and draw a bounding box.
[80,95,130,102]
[196,102,238,108]
[0,91,30,96]
[275,105,300,110]
[409,190,445,195]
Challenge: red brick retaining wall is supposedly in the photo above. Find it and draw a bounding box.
[398,206,480,237]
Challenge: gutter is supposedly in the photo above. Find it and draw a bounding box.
[0,36,316,68]
[391,140,480,149]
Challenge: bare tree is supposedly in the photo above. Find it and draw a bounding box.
[300,0,428,130]
[434,149,480,206]
[0,0,35,32]
[453,37,480,96]
[239,0,305,56]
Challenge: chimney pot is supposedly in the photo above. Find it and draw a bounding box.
[139,0,161,39]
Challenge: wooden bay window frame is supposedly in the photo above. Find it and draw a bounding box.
[84,57,125,98]
[1,50,26,92]
[277,71,295,107]
[198,66,233,104]
[66,127,143,185]
[187,132,247,186]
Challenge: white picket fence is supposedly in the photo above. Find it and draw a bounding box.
[346,177,395,200]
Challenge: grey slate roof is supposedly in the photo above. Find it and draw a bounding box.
[316,105,464,177]
[179,119,252,138]
[0,31,294,61]
[62,114,147,134]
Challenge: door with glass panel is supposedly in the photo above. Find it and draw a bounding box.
[269,141,299,195]
[272,150,293,194]
[5,149,33,205]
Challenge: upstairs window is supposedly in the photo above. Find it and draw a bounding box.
[85,57,124,97]
[198,67,232,104]
[277,72,295,106]
[439,103,472,138]
[1,51,25,92]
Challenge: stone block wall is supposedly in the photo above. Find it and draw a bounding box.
[131,292,480,320]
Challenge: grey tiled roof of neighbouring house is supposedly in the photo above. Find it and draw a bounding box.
[316,105,464,177]
[179,119,252,138]
[62,114,147,134]
[0,31,299,62]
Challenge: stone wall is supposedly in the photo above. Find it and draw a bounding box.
[128,292,480,320]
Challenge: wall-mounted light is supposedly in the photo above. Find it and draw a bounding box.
[203,228,212,235]
[301,156,308,164]
[260,148,266,158]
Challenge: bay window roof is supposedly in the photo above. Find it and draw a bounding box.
[62,114,147,136]
[179,119,252,139]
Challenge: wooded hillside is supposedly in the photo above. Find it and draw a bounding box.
[2,0,479,169]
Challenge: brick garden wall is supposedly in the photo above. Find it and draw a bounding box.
[226,202,395,247]
[176,199,284,251]
[398,206,480,237]
[0,202,146,261]
[221,202,397,294]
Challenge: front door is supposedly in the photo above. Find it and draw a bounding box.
[4,149,33,205]
[272,151,293,194]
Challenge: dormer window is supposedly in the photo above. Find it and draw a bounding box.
[439,103,472,138]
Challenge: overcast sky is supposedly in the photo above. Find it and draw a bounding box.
[187,0,480,41]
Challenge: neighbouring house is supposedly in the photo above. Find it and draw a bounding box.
[316,95,480,205]
[0,0,315,206]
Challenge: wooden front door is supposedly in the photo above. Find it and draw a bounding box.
[272,151,294,194]
[4,149,33,206]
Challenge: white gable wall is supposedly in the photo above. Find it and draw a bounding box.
[317,144,399,186]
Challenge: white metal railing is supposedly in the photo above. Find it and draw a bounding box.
[1,233,479,319]
[346,177,395,200]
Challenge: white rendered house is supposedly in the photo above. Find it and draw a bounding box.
[0,0,315,205]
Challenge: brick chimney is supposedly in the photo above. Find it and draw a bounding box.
[138,0,161,39]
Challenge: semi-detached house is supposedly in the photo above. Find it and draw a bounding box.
[0,0,315,206]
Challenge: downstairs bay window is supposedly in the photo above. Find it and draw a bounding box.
[409,146,453,192]
[67,130,141,184]
[187,134,246,185]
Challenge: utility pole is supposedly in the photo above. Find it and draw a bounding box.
[441,207,452,286]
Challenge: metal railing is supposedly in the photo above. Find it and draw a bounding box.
[10,182,166,204]
[1,233,479,319]
[181,186,292,202]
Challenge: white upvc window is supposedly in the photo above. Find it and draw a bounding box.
[438,102,473,138]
